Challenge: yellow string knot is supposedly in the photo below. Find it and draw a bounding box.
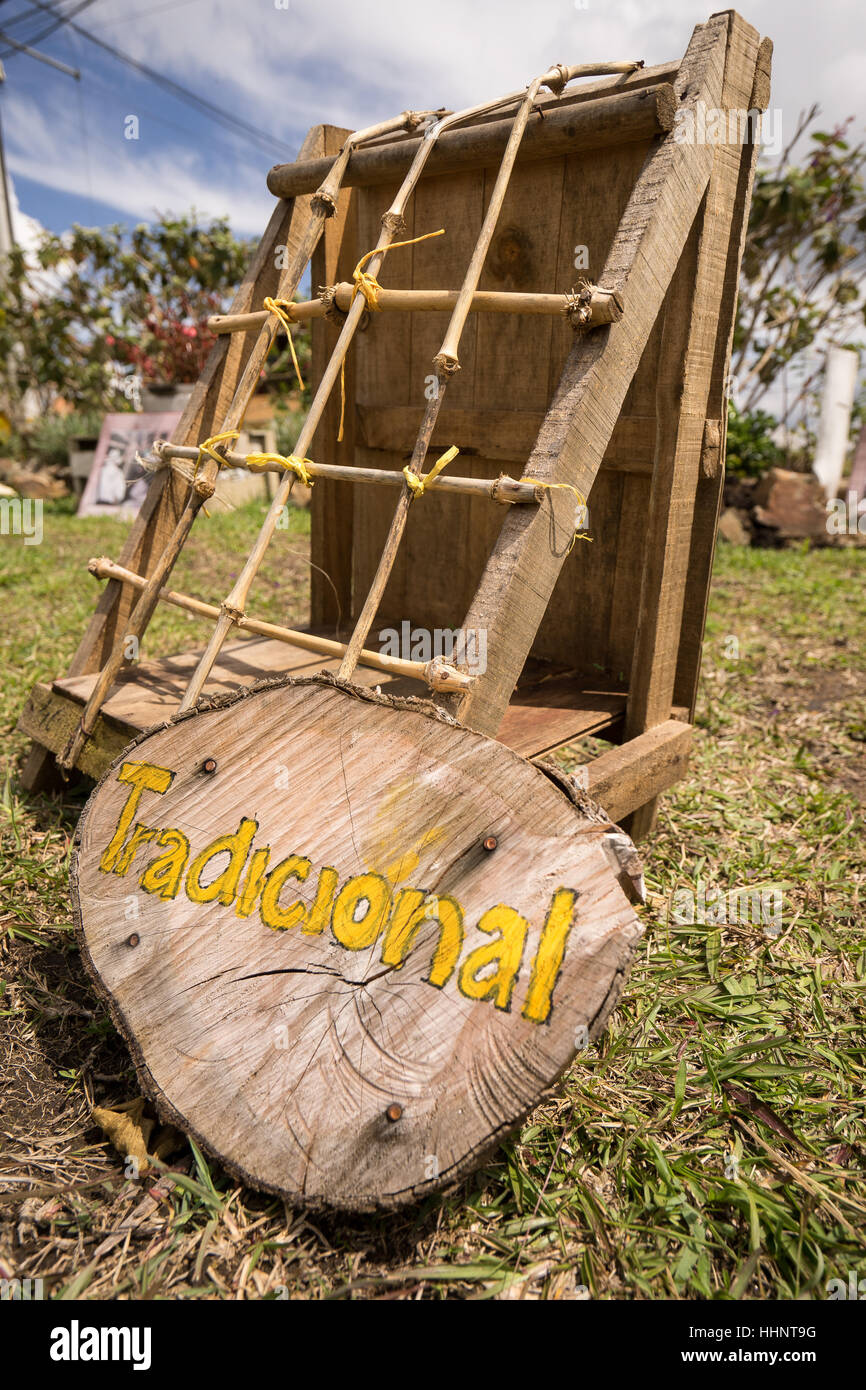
[263,296,305,393]
[403,445,459,497]
[197,430,240,470]
[246,451,316,487]
[337,228,447,443]
[524,477,591,555]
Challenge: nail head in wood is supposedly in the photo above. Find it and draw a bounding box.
[386,1103,403,1123]
[483,835,498,852]
[202,758,217,775]
[126,932,140,948]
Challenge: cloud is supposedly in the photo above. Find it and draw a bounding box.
[5,0,863,236]
[4,92,274,235]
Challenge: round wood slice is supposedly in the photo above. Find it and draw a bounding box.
[73,675,643,1210]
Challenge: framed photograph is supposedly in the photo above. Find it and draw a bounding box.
[76,411,181,519]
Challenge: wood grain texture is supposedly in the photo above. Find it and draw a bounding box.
[267,86,677,197]
[437,16,730,736]
[674,16,770,718]
[584,718,692,822]
[309,126,358,630]
[41,639,627,762]
[72,675,643,1210]
[21,127,329,789]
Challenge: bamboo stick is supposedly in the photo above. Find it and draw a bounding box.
[88,558,472,692]
[177,85,549,717]
[150,440,541,502]
[267,76,664,198]
[337,71,551,681]
[57,113,432,771]
[207,283,624,333]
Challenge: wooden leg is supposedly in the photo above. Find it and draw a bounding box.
[20,742,66,795]
[622,799,659,841]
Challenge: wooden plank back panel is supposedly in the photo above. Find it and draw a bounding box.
[346,133,662,680]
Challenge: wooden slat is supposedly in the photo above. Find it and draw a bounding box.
[624,12,763,835]
[436,15,729,737]
[496,679,625,757]
[584,718,693,822]
[23,640,629,770]
[267,86,677,197]
[674,26,771,717]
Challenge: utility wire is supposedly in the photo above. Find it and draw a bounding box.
[4,0,290,157]
[0,0,98,45]
[0,24,79,76]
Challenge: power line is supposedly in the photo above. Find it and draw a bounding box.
[4,0,290,157]
[0,0,98,46]
[0,24,79,76]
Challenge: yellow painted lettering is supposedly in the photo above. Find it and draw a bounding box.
[260,854,312,931]
[236,847,271,919]
[458,904,528,1011]
[100,761,173,873]
[113,824,157,876]
[331,873,390,951]
[139,828,190,900]
[381,890,463,988]
[302,866,339,935]
[186,818,258,906]
[522,888,578,1024]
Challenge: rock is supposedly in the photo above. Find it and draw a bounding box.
[0,462,67,500]
[718,507,751,545]
[752,467,828,541]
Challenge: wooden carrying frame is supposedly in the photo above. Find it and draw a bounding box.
[19,12,771,840]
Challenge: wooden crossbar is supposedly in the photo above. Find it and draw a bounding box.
[207,284,624,334]
[88,558,473,692]
[149,441,542,503]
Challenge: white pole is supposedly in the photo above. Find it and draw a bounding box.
[813,346,859,500]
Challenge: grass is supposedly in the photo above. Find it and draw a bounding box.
[1,503,864,1300]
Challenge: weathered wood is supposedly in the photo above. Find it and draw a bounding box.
[73,676,643,1210]
[584,718,693,823]
[22,647,628,768]
[436,15,730,737]
[208,283,623,333]
[87,556,471,691]
[309,126,357,632]
[267,85,678,198]
[19,683,132,782]
[338,73,550,680]
[151,440,540,501]
[19,147,328,790]
[674,26,771,721]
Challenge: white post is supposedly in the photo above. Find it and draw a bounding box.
[813,346,859,500]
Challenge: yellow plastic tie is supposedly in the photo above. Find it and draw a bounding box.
[337,227,446,444]
[246,451,316,487]
[524,477,591,555]
[263,296,305,393]
[403,445,459,497]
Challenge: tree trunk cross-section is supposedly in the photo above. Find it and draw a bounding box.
[73,676,643,1210]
